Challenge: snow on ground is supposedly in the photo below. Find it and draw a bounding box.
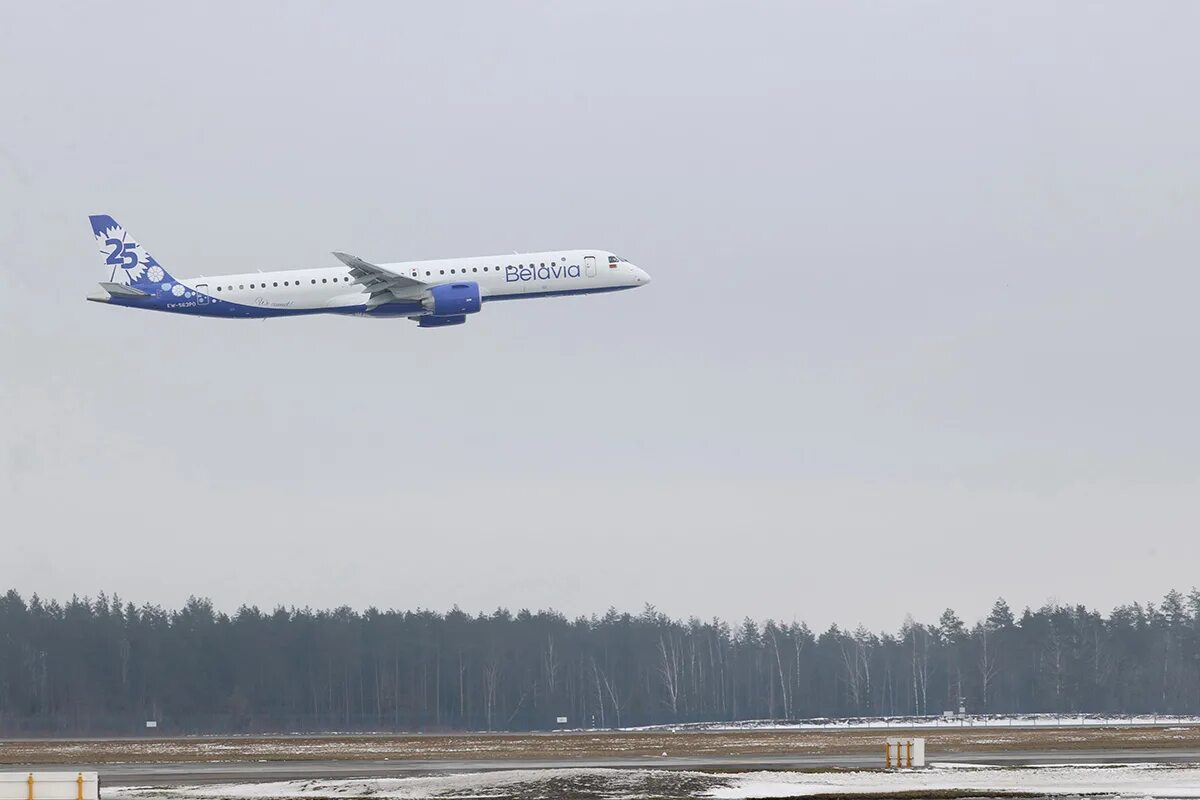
[106,769,720,800]
[626,712,1200,732]
[709,763,1200,799]
[106,763,1200,800]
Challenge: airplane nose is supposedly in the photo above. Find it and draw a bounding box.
[635,267,651,285]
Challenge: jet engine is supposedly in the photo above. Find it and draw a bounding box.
[423,282,481,317]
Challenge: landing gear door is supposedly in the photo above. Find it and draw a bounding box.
[584,256,596,278]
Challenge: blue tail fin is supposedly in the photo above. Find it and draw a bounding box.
[89,214,176,290]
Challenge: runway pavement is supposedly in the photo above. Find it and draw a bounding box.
[11,748,1199,786]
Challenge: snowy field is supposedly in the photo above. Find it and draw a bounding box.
[710,763,1200,798]
[626,712,1200,732]
[107,763,1200,799]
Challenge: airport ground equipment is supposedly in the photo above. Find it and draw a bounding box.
[884,738,926,768]
[0,773,99,800]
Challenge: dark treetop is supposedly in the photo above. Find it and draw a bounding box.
[1,589,1197,735]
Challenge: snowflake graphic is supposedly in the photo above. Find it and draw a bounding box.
[96,224,149,285]
[147,265,164,283]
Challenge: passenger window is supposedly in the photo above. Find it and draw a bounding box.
[473,267,478,272]
[239,284,244,289]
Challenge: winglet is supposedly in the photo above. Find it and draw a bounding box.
[332,251,376,271]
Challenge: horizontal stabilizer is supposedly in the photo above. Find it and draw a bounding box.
[98,282,151,297]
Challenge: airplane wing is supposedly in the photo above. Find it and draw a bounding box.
[332,251,427,309]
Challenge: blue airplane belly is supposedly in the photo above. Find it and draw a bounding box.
[109,295,367,318]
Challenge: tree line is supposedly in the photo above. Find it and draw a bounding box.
[1,588,1198,735]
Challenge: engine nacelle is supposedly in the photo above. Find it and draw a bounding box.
[423,282,481,316]
[418,315,466,328]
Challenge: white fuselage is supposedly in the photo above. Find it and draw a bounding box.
[153,250,647,318]
[203,250,639,308]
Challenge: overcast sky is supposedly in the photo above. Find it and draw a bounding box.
[1,2,1198,631]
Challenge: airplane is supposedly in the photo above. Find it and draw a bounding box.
[85,214,651,327]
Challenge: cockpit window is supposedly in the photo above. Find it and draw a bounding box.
[608,256,619,263]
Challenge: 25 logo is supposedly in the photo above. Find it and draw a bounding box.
[105,238,140,269]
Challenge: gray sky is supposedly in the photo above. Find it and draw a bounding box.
[1,2,1198,631]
